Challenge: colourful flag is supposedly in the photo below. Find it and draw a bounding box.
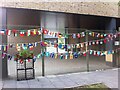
[27,30,31,36]
[70,53,73,59]
[72,34,76,38]
[0,30,5,35]
[6,29,11,36]
[55,53,58,59]
[65,54,68,59]
[20,31,25,37]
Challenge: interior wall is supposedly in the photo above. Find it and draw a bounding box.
[41,12,66,38]
[67,14,80,45]
[80,15,106,50]
[67,14,106,51]
[7,8,40,26]
[80,15,105,30]
[116,18,120,31]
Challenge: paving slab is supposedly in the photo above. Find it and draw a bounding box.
[17,80,29,88]
[3,79,17,88]
[52,82,66,88]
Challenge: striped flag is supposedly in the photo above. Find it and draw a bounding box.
[6,29,11,36]
[0,30,5,35]
[37,30,41,35]
[0,45,2,51]
[27,30,31,36]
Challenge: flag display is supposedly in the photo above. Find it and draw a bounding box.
[0,27,120,62]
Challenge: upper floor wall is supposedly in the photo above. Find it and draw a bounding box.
[0,1,119,18]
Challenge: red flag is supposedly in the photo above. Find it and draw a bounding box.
[43,29,48,34]
[104,39,107,43]
[6,29,11,36]
[12,29,18,36]
[30,31,34,36]
[20,32,25,37]
[83,53,86,56]
[77,33,80,38]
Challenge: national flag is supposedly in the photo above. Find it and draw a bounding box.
[33,29,36,35]
[55,54,58,59]
[6,29,11,36]
[72,34,76,38]
[16,44,21,51]
[70,53,73,59]
[37,30,41,35]
[43,29,48,34]
[27,30,31,36]
[77,33,80,38]
[20,32,25,37]
[28,43,33,50]
[30,30,34,36]
[12,29,18,36]
[96,40,99,44]
[65,54,68,59]
[0,30,5,35]
[34,42,38,47]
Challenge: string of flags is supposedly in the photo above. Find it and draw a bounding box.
[1,52,36,63]
[0,28,120,39]
[0,27,120,64]
[0,28,41,36]
[42,34,118,49]
[39,48,119,60]
[87,31,119,38]
[0,32,119,52]
[1,48,120,63]
[42,29,120,38]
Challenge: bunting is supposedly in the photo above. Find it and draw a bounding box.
[0,28,41,36]
[1,48,119,62]
[42,29,120,39]
[0,32,119,52]
[0,27,120,62]
[0,28,120,40]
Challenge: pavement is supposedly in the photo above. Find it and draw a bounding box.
[0,68,119,89]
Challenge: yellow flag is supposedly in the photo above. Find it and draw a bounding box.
[70,53,73,59]
[92,32,95,37]
[55,54,58,59]
[33,29,36,35]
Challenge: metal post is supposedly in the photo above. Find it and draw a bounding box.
[66,28,69,52]
[65,28,68,51]
[41,28,45,76]
[86,30,89,72]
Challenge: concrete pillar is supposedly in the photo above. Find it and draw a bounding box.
[0,8,8,80]
[105,18,116,66]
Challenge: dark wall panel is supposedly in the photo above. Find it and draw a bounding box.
[7,8,40,26]
[7,8,41,55]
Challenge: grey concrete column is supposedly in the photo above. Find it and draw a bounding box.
[0,7,8,80]
[105,18,116,66]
